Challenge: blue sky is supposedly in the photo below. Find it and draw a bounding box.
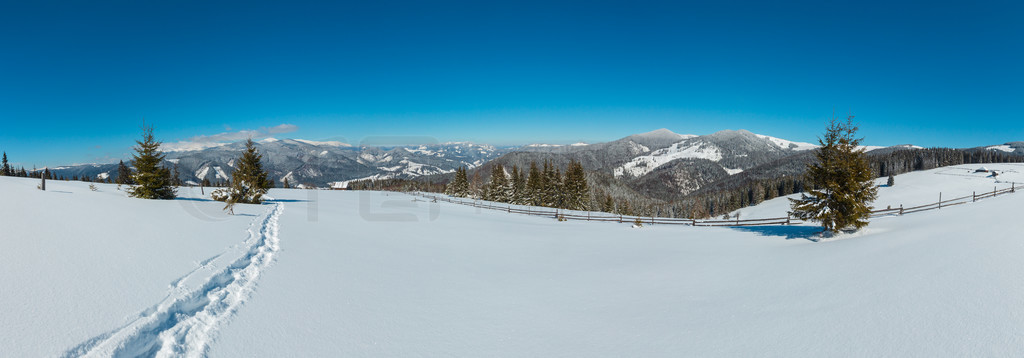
[1,0,1021,166]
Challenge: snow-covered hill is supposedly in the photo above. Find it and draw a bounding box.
[43,140,509,187]
[730,163,1023,219]
[4,162,1024,356]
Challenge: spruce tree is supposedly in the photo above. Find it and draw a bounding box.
[446,166,470,197]
[1,152,9,176]
[456,167,470,197]
[790,115,878,232]
[526,161,543,206]
[488,164,509,203]
[542,161,561,208]
[562,160,588,210]
[220,139,271,204]
[283,177,291,189]
[510,165,526,204]
[601,192,615,213]
[887,174,895,187]
[127,125,177,200]
[116,160,134,185]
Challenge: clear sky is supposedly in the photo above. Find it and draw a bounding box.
[1,0,1021,167]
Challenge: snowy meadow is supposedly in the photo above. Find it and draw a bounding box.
[2,164,1023,357]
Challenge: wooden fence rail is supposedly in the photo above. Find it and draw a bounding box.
[409,181,1017,227]
[409,193,803,227]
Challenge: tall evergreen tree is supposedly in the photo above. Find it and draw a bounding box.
[283,177,291,189]
[127,125,177,199]
[446,166,470,197]
[790,115,878,232]
[488,164,509,202]
[510,165,526,204]
[115,160,134,185]
[526,161,544,206]
[217,139,271,204]
[542,161,561,208]
[1,152,9,176]
[562,160,589,210]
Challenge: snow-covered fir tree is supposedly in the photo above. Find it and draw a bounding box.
[526,162,544,206]
[561,160,588,210]
[510,165,526,204]
[488,164,510,202]
[213,139,271,204]
[790,115,878,232]
[126,125,177,200]
[445,166,470,197]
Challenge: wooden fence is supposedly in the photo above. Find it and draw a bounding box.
[411,182,1016,227]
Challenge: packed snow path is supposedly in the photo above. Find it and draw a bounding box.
[65,202,284,358]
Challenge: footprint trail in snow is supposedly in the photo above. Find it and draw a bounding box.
[63,202,284,358]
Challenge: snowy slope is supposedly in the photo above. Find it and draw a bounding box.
[5,163,1024,356]
[753,133,817,151]
[613,141,724,177]
[0,178,273,357]
[730,163,1023,219]
[215,168,1024,356]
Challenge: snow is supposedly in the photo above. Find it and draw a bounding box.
[570,142,589,146]
[96,172,109,180]
[213,166,229,180]
[279,171,295,184]
[754,134,818,151]
[194,166,210,179]
[614,141,722,178]
[405,146,436,155]
[730,163,1023,219]
[858,144,923,152]
[0,178,270,357]
[163,141,228,152]
[987,144,1014,153]
[6,162,1024,356]
[723,167,743,175]
[293,139,351,147]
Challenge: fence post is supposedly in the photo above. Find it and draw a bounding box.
[973,191,976,202]
[619,214,623,223]
[994,186,997,197]
[651,216,654,225]
[692,218,696,226]
[899,204,903,215]
[786,213,790,225]
[588,211,591,221]
[938,192,942,209]
[1013,182,1016,193]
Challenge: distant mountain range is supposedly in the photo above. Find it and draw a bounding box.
[46,139,510,188]
[41,131,1024,197]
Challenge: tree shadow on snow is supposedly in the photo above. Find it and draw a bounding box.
[732,226,823,241]
[264,199,310,203]
[175,197,215,202]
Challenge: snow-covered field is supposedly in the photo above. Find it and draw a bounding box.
[3,163,1024,356]
[731,163,1024,219]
